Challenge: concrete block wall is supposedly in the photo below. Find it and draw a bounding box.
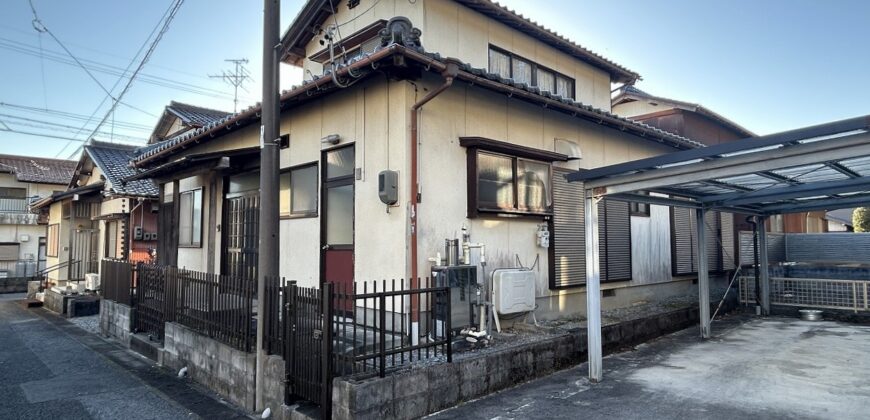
[99,299,135,347]
[160,322,257,411]
[27,280,41,298]
[332,295,738,420]
[0,277,29,293]
[262,354,287,415]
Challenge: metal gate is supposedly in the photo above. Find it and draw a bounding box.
[222,193,259,284]
[284,282,333,419]
[135,264,178,340]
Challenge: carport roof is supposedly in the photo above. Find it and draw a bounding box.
[567,115,870,215]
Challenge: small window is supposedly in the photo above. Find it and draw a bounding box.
[178,189,203,247]
[280,163,318,217]
[472,150,551,216]
[537,68,555,93]
[488,48,511,79]
[105,220,119,258]
[630,192,650,217]
[0,187,26,198]
[488,46,576,99]
[47,224,59,257]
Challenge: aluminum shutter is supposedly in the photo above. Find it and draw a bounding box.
[705,211,722,272]
[551,168,585,288]
[0,243,19,261]
[671,207,696,275]
[600,199,631,282]
[720,213,736,270]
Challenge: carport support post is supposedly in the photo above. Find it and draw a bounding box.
[696,208,711,338]
[584,192,603,382]
[757,216,770,315]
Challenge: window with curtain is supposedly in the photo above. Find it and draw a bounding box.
[488,46,576,99]
[280,163,318,217]
[473,150,551,216]
[178,189,202,247]
[488,48,511,79]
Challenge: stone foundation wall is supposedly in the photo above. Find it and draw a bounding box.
[100,299,135,346]
[27,280,41,298]
[332,293,739,420]
[160,322,257,411]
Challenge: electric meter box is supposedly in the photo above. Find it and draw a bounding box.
[378,170,398,205]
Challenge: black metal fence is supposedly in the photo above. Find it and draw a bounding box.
[100,259,135,306]
[279,278,451,416]
[175,269,256,352]
[134,264,177,341]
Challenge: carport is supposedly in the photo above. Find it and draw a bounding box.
[567,115,870,382]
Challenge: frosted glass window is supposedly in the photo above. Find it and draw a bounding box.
[281,164,318,216]
[179,189,202,247]
[326,147,354,179]
[517,159,550,212]
[477,153,514,210]
[326,185,353,245]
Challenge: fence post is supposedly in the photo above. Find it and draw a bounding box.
[445,286,452,363]
[379,291,387,378]
[320,283,334,420]
[285,281,297,404]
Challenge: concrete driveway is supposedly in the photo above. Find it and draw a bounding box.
[429,314,870,420]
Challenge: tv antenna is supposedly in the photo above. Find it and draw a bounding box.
[210,58,252,113]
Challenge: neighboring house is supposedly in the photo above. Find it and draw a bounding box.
[31,142,159,285]
[127,0,741,320]
[0,154,76,277]
[148,101,233,144]
[612,85,828,236]
[826,208,854,232]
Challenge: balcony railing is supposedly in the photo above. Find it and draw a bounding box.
[0,197,29,213]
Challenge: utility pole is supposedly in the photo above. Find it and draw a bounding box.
[255,0,280,413]
[209,58,251,113]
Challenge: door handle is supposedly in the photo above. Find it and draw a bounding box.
[322,245,330,250]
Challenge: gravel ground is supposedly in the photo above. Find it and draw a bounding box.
[68,314,100,335]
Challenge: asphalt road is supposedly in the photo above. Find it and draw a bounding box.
[0,293,247,420]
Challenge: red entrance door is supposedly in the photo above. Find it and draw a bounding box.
[321,145,355,298]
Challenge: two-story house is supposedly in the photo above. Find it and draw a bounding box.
[128,0,736,321]
[0,154,75,278]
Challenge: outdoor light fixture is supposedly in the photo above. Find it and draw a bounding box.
[321,134,341,145]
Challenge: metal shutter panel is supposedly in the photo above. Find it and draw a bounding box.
[705,211,722,272]
[600,199,631,282]
[720,213,736,270]
[671,207,696,275]
[551,168,585,288]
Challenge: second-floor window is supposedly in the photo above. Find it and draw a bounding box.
[488,46,576,99]
[178,188,202,247]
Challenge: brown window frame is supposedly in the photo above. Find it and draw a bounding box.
[46,224,59,257]
[467,149,553,218]
[488,45,576,100]
[280,162,319,219]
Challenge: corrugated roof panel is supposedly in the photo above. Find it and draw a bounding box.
[715,174,779,190]
[840,156,870,176]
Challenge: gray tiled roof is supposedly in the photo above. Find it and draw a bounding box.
[132,44,702,166]
[85,142,158,197]
[167,101,231,127]
[0,154,76,184]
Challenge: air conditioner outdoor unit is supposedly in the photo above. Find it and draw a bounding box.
[492,269,536,315]
[85,273,100,291]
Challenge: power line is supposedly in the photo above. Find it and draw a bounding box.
[0,37,245,103]
[66,0,186,159]
[210,58,252,113]
[0,113,147,142]
[0,102,152,131]
[0,126,141,145]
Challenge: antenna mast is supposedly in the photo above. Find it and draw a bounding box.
[210,58,251,113]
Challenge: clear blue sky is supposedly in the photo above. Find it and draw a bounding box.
[1,0,868,159]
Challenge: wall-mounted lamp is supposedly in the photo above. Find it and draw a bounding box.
[321,134,341,145]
